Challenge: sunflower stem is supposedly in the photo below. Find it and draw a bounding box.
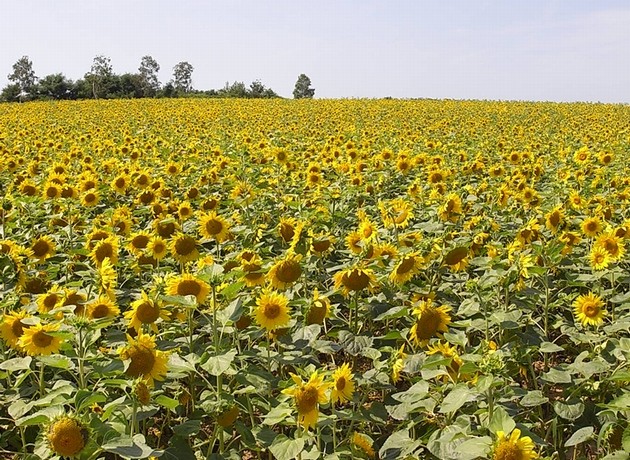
[130,398,138,436]
[39,361,45,397]
[331,403,337,450]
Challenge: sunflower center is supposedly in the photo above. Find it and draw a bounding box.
[396,257,415,275]
[603,240,619,255]
[91,303,111,319]
[132,235,150,249]
[280,224,295,242]
[336,376,346,391]
[11,319,26,337]
[153,242,166,254]
[586,222,597,232]
[275,261,302,283]
[94,243,114,262]
[32,330,54,348]
[263,302,281,319]
[43,294,60,311]
[312,239,331,252]
[549,212,560,227]
[32,240,52,258]
[175,237,196,255]
[137,301,160,323]
[296,387,319,414]
[126,346,156,376]
[584,304,600,318]
[342,270,370,291]
[205,219,223,236]
[493,440,521,460]
[46,186,58,198]
[177,280,202,297]
[415,310,441,341]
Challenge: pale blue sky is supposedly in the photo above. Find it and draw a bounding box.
[1,1,629,102]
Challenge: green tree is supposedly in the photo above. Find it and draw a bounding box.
[0,83,21,102]
[138,55,160,97]
[7,56,37,100]
[293,74,315,99]
[37,73,75,100]
[85,55,113,99]
[173,61,194,93]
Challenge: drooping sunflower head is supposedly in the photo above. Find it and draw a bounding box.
[352,432,376,458]
[410,300,452,345]
[306,289,331,325]
[47,415,89,458]
[573,292,606,327]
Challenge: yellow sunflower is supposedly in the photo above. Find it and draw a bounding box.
[124,291,168,332]
[127,231,152,256]
[30,235,56,262]
[306,289,331,325]
[589,246,611,271]
[581,216,602,238]
[119,332,169,386]
[240,252,266,287]
[47,415,89,458]
[595,232,625,261]
[409,299,452,346]
[545,207,564,233]
[199,211,230,242]
[389,253,423,285]
[18,322,63,356]
[37,285,64,313]
[90,236,119,267]
[573,292,606,327]
[166,273,210,303]
[97,257,117,298]
[352,432,376,458]
[268,251,303,290]
[169,233,199,264]
[333,266,378,296]
[492,428,538,460]
[0,310,31,350]
[254,289,291,331]
[331,363,355,405]
[438,193,463,222]
[147,236,168,261]
[282,371,330,430]
[87,296,120,320]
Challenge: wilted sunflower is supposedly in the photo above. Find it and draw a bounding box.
[30,235,56,262]
[331,363,355,405]
[124,291,168,332]
[47,415,89,458]
[166,273,210,303]
[254,289,291,331]
[0,311,31,350]
[268,251,303,289]
[87,296,120,320]
[492,428,538,460]
[409,299,452,346]
[119,332,169,386]
[282,371,330,430]
[18,322,63,356]
[199,211,230,242]
[389,253,423,285]
[170,233,199,264]
[573,292,606,327]
[333,265,377,296]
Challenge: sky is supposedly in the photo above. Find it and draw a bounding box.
[1,0,629,102]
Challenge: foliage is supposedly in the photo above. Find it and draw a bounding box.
[7,56,37,99]
[172,61,194,93]
[138,55,161,97]
[293,73,315,99]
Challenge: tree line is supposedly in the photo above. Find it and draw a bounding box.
[1,55,316,102]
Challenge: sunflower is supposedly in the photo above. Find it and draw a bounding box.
[90,236,119,267]
[409,300,452,346]
[438,193,463,222]
[306,289,331,325]
[81,190,99,207]
[37,285,64,313]
[177,201,194,221]
[426,341,464,382]
[166,273,210,303]
[581,216,602,238]
[391,345,407,383]
[0,310,31,350]
[170,233,199,264]
[124,291,168,332]
[87,296,120,320]
[545,207,564,233]
[358,218,377,241]
[268,251,303,289]
[345,231,364,254]
[331,363,355,405]
[573,292,606,327]
[147,236,168,261]
[254,289,291,331]
[595,232,625,261]
[62,290,88,316]
[18,322,63,356]
[111,174,130,194]
[42,181,61,200]
[282,371,330,430]
[97,257,117,297]
[389,253,422,285]
[47,415,89,458]
[278,217,303,246]
[352,432,376,458]
[589,246,611,271]
[240,252,266,287]
[30,235,56,262]
[492,428,538,460]
[333,266,378,296]
[128,231,152,256]
[310,232,334,256]
[380,198,414,228]
[199,211,230,242]
[119,332,169,386]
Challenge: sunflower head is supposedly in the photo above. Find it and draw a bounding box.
[18,322,63,356]
[410,300,452,345]
[333,266,377,296]
[268,252,303,289]
[254,289,291,331]
[492,428,538,460]
[282,371,330,430]
[170,233,199,264]
[47,415,89,458]
[574,292,606,327]
[331,363,355,405]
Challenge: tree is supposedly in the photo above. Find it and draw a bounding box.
[173,61,194,94]
[138,55,160,97]
[7,56,37,100]
[37,73,75,100]
[85,55,113,99]
[0,83,21,102]
[293,74,315,99]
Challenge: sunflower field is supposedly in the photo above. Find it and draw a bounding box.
[1,98,630,460]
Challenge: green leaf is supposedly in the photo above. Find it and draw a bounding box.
[102,434,161,459]
[520,391,549,407]
[488,406,515,434]
[565,426,594,447]
[0,356,32,371]
[374,305,407,321]
[542,368,572,384]
[201,350,237,376]
[379,429,422,459]
[263,403,293,425]
[554,401,584,421]
[268,435,305,460]
[172,419,201,437]
[539,342,563,353]
[37,354,75,369]
[75,389,107,413]
[162,435,196,460]
[454,436,493,459]
[156,395,180,410]
[338,330,373,356]
[623,425,630,453]
[439,384,477,414]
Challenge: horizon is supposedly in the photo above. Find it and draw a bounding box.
[1,1,629,103]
